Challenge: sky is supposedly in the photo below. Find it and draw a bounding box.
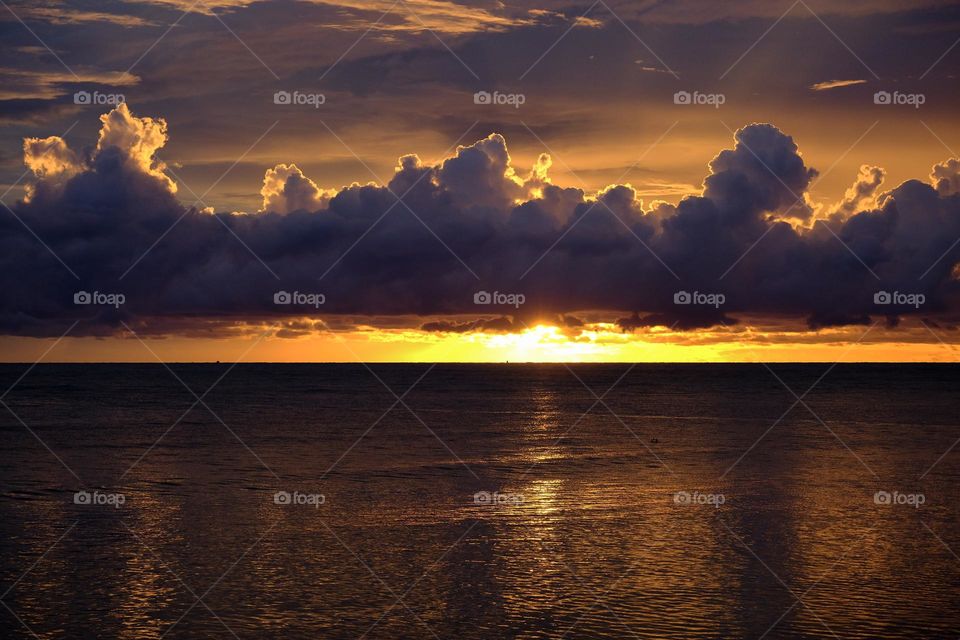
[2,0,960,362]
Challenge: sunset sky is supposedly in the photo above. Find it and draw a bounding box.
[2,0,960,361]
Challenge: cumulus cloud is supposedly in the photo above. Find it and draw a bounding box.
[828,164,886,219]
[4,104,960,338]
[94,103,176,193]
[260,163,335,214]
[931,158,960,197]
[23,136,81,184]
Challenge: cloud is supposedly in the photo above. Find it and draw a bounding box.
[260,163,335,214]
[94,103,176,194]
[809,79,868,91]
[0,69,139,101]
[931,158,960,197]
[120,0,533,33]
[828,164,886,219]
[6,5,155,27]
[4,104,960,338]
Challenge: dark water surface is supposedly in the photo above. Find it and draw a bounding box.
[1,364,959,639]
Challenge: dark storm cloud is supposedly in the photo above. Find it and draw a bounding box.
[4,103,960,337]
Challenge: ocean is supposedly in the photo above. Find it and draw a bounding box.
[0,364,958,638]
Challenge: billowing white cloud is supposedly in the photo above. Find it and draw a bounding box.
[931,158,960,197]
[829,164,886,218]
[260,163,335,214]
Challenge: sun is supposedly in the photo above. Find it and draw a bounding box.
[482,324,604,362]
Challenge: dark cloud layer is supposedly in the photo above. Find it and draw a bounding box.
[3,104,960,337]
